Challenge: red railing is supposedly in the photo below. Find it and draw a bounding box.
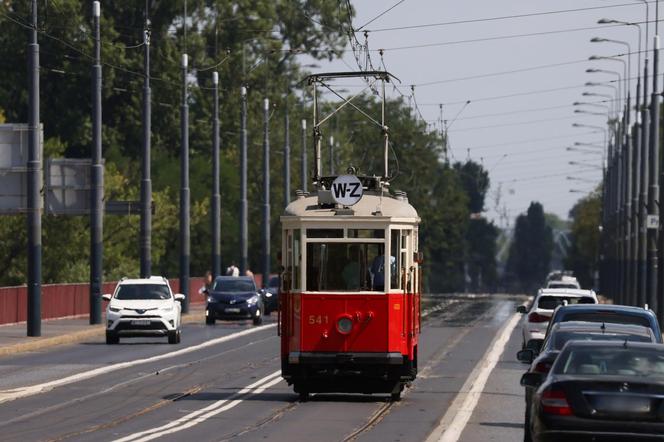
[0,277,206,325]
[0,273,266,326]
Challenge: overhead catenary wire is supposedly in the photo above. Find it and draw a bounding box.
[365,2,644,33]
[356,0,408,31]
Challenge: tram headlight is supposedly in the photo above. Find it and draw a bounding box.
[336,316,353,335]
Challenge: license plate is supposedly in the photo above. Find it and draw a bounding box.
[596,396,651,413]
[225,308,241,313]
[131,319,151,326]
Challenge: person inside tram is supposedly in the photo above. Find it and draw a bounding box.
[370,246,396,291]
[342,245,361,290]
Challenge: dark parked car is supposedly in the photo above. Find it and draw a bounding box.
[517,321,657,441]
[263,275,280,315]
[205,276,265,326]
[544,304,663,343]
[523,340,664,442]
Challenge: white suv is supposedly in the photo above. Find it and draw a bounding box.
[545,275,581,289]
[103,276,185,345]
[518,288,598,349]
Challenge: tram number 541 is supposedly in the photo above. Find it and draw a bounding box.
[331,175,363,206]
[308,315,329,325]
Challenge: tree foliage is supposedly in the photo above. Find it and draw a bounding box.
[565,190,601,289]
[0,1,497,293]
[505,202,553,293]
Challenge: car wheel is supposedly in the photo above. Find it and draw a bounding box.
[105,331,119,345]
[168,329,181,344]
[253,309,263,326]
[205,313,215,325]
[296,386,309,402]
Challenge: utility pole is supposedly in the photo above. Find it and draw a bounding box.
[329,135,335,175]
[301,119,307,192]
[639,58,650,308]
[284,88,291,206]
[180,52,190,313]
[27,0,41,337]
[239,86,248,274]
[262,98,271,289]
[211,71,221,277]
[90,1,103,325]
[633,72,642,308]
[140,2,152,278]
[649,31,659,315]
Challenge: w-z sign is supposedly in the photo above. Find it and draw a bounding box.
[331,175,363,206]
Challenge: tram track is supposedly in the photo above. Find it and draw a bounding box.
[339,297,504,441]
[0,333,280,440]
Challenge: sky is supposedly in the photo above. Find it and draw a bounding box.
[305,0,657,226]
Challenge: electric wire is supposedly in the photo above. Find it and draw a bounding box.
[365,2,643,33]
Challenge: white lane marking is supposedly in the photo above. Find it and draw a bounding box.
[115,370,283,442]
[425,311,522,442]
[0,323,276,404]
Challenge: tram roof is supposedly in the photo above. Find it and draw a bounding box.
[282,190,419,221]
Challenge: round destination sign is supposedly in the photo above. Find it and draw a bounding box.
[331,175,363,206]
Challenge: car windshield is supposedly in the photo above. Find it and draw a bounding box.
[562,312,651,328]
[553,331,652,350]
[213,279,255,292]
[115,284,171,300]
[537,296,595,309]
[556,347,664,377]
[548,283,578,289]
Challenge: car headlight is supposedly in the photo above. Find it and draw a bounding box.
[161,304,174,312]
[109,306,121,313]
[247,295,259,305]
[207,296,215,303]
[265,292,273,298]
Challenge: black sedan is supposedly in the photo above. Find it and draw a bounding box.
[523,340,664,442]
[517,321,657,441]
[263,275,280,315]
[205,276,265,326]
[544,304,663,343]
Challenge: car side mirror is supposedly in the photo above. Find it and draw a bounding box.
[517,349,534,363]
[516,305,527,314]
[102,294,112,302]
[520,372,543,388]
[174,293,185,302]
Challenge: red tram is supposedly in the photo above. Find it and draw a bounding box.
[279,72,422,400]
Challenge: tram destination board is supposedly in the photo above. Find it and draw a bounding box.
[331,175,363,206]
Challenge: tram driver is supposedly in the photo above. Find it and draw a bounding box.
[370,245,396,292]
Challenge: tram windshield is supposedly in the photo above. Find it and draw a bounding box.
[306,243,393,292]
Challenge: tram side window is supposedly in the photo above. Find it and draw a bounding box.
[306,243,383,291]
[292,229,301,290]
[391,230,401,290]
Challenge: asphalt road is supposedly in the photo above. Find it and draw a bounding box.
[0,294,528,442]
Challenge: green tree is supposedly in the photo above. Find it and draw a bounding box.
[454,160,498,293]
[565,190,601,289]
[505,202,553,293]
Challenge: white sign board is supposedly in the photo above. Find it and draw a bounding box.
[331,175,363,206]
[647,215,660,230]
[0,124,43,214]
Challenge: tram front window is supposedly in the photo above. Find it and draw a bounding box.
[306,243,386,292]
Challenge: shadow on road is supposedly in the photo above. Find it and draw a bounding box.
[479,422,523,429]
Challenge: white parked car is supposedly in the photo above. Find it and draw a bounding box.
[545,275,580,289]
[518,288,597,349]
[103,276,185,345]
